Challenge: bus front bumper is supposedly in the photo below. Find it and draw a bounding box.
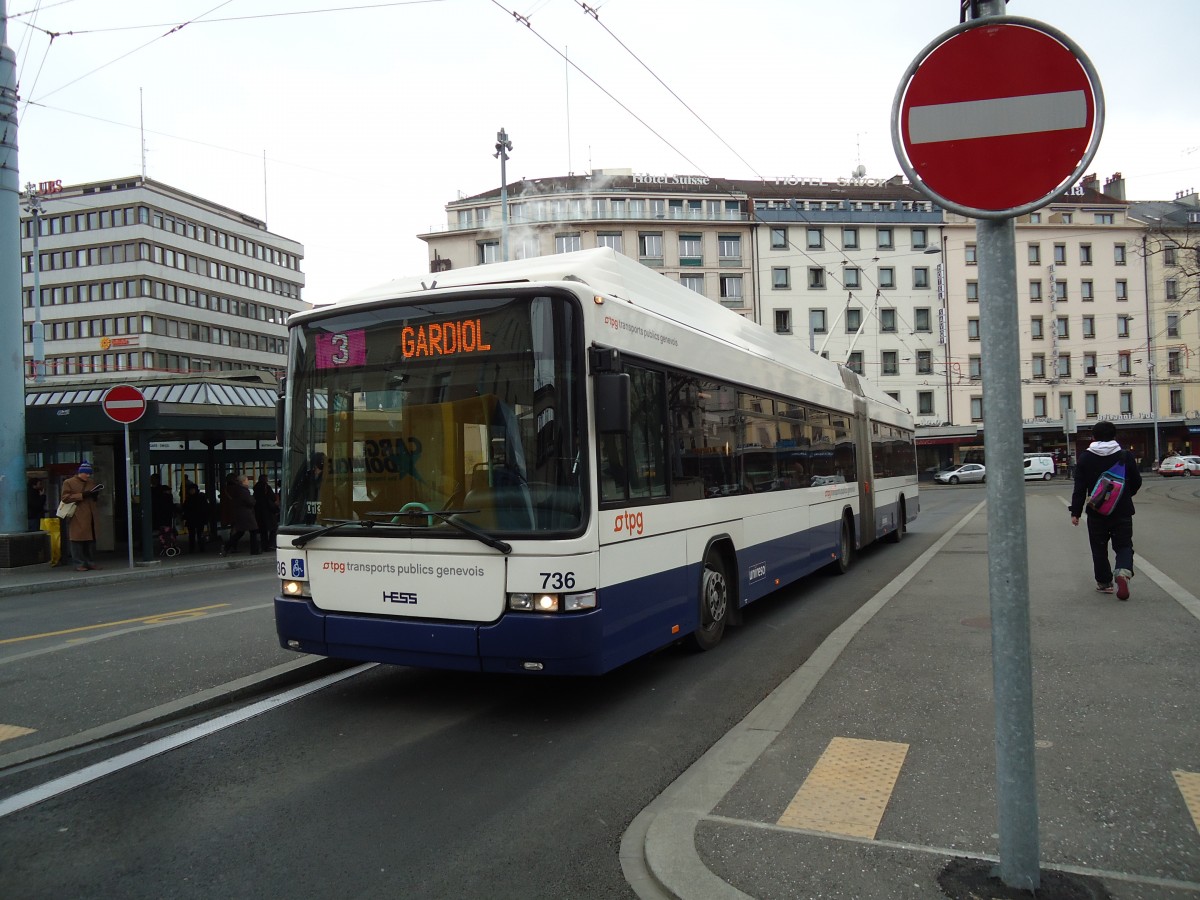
[275,595,610,675]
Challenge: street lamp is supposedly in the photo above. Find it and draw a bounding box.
[494,128,513,262]
[21,183,45,384]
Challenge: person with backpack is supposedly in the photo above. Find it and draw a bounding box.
[1069,420,1142,600]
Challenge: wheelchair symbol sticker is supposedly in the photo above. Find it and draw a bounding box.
[291,559,306,578]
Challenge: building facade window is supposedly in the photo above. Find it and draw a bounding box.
[1031,316,1044,340]
[1082,315,1095,338]
[597,232,622,253]
[842,227,859,249]
[1057,353,1071,377]
[772,267,790,289]
[774,309,792,334]
[678,233,702,263]
[846,308,863,332]
[1114,243,1126,265]
[847,351,863,374]
[1079,244,1092,265]
[1086,392,1099,416]
[478,240,499,264]
[1033,394,1047,417]
[719,274,743,305]
[912,227,928,249]
[1117,315,1131,338]
[1116,279,1128,301]
[913,267,930,289]
[639,232,663,260]
[880,308,897,332]
[680,273,704,294]
[969,355,981,379]
[1084,352,1097,375]
[1055,280,1068,300]
[1081,280,1093,301]
[806,227,823,249]
[1118,351,1131,375]
[1028,243,1040,265]
[968,317,980,341]
[966,280,979,301]
[808,267,826,289]
[917,350,932,373]
[555,233,581,254]
[1056,316,1069,338]
[1120,391,1133,415]
[1168,350,1182,375]
[1030,279,1043,301]
[717,234,741,261]
[1032,354,1045,379]
[1054,243,1067,265]
[918,391,934,415]
[914,307,931,332]
[770,227,788,250]
[877,227,894,250]
[1170,389,1183,414]
[881,350,899,375]
[970,396,983,421]
[965,243,977,265]
[878,267,895,289]
[810,309,827,334]
[843,267,860,289]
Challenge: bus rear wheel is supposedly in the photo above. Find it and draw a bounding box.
[886,499,905,544]
[689,551,730,651]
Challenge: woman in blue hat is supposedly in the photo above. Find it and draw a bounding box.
[60,461,103,571]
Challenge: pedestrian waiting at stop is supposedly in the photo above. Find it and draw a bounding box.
[60,461,103,572]
[182,482,209,554]
[254,473,278,550]
[220,471,260,557]
[1069,419,1142,600]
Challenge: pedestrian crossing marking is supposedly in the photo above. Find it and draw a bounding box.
[1174,770,1200,833]
[0,724,36,743]
[777,736,909,840]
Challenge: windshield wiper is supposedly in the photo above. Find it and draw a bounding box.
[377,508,512,555]
[290,518,403,548]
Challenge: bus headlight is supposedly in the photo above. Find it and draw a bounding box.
[507,591,596,613]
[281,580,310,599]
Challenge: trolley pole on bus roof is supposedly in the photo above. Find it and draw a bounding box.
[893,0,1104,890]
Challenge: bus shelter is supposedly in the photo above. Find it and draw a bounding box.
[22,372,282,564]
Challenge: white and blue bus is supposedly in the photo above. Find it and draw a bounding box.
[275,248,918,674]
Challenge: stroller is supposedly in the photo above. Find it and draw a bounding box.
[155,525,181,558]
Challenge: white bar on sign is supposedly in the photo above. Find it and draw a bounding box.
[106,400,145,408]
[907,90,1086,144]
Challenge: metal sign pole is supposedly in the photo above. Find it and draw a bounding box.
[978,217,1039,889]
[124,422,134,569]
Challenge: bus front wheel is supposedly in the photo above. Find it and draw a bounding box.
[828,516,853,575]
[689,551,730,651]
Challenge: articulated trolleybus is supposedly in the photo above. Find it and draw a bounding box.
[275,248,918,675]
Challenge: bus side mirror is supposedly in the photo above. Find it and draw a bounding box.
[594,373,630,434]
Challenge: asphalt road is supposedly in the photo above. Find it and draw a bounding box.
[0,479,1192,899]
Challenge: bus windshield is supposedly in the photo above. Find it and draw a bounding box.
[282,292,584,536]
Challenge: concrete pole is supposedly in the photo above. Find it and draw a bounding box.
[978,217,1040,890]
[25,184,45,383]
[0,0,33,536]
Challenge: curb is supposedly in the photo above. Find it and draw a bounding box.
[0,556,275,598]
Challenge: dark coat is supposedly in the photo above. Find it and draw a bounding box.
[224,481,258,531]
[1070,446,1142,518]
[61,475,100,541]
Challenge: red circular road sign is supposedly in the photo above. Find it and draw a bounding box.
[102,384,147,424]
[893,17,1102,217]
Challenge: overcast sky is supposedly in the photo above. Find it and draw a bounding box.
[8,0,1198,303]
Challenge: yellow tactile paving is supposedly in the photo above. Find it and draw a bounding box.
[777,736,909,839]
[0,724,36,743]
[1173,770,1200,833]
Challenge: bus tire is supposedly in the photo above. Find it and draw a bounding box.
[828,515,853,575]
[886,499,905,544]
[689,549,730,652]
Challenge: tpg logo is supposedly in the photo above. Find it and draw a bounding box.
[383,591,418,604]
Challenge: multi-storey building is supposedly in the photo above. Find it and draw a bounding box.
[20,176,306,381]
[421,169,754,313]
[421,167,1167,469]
[1128,190,1200,459]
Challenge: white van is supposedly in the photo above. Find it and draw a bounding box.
[1023,455,1056,481]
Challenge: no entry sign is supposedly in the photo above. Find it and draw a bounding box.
[892,17,1103,218]
[102,384,147,425]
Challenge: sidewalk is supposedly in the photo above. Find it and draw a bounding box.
[0,544,274,598]
[630,491,1200,899]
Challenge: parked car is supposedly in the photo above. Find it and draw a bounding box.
[1158,455,1200,476]
[934,463,986,485]
[1023,456,1056,481]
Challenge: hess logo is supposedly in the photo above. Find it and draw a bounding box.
[613,510,644,536]
[383,591,418,604]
